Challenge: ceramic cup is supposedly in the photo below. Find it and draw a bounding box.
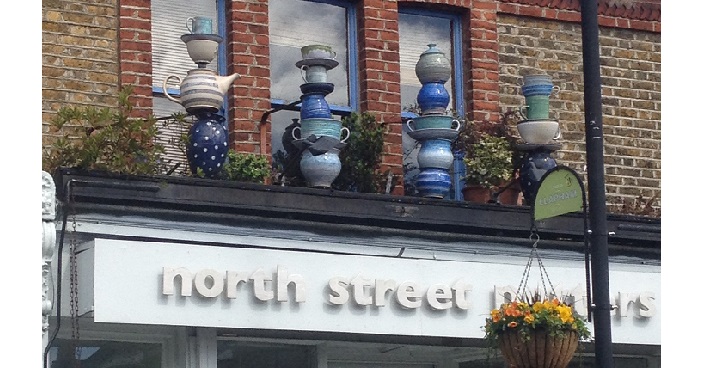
[300,65,329,83]
[186,17,213,34]
[519,95,551,120]
[301,45,337,60]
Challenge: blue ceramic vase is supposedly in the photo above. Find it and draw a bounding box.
[417,139,454,170]
[417,82,450,114]
[186,113,229,178]
[519,150,558,204]
[300,149,341,188]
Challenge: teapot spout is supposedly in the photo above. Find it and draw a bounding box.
[216,73,241,95]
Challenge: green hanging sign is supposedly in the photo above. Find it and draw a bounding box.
[533,166,584,221]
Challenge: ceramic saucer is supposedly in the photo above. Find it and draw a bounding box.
[296,58,340,70]
[407,128,459,141]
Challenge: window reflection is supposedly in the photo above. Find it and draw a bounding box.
[269,0,349,106]
[399,13,454,113]
[269,0,351,157]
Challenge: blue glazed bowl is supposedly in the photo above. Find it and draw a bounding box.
[415,168,451,199]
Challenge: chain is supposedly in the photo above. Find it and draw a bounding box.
[515,231,557,301]
[69,191,81,368]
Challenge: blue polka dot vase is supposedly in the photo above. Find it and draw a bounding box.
[186,112,229,178]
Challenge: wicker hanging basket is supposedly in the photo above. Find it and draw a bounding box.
[498,329,579,368]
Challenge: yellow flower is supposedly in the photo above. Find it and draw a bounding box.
[491,309,501,322]
[533,301,544,312]
[524,314,535,324]
[558,306,574,323]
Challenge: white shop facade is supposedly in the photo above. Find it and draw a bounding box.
[43,171,661,368]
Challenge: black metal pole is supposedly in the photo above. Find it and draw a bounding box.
[579,1,614,367]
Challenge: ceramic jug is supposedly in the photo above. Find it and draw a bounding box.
[163,69,241,113]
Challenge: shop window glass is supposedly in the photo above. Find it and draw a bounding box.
[268,0,357,158]
[218,340,312,368]
[399,9,463,196]
[47,339,162,368]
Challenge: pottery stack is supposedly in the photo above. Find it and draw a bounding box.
[161,16,241,178]
[407,44,460,199]
[292,45,350,188]
[515,73,560,203]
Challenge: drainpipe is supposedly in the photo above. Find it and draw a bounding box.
[579,1,614,367]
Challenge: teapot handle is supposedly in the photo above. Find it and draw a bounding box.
[163,75,182,103]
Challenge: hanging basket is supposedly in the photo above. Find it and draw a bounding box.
[498,329,579,368]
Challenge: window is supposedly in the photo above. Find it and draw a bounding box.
[150,0,224,174]
[218,340,312,368]
[47,339,163,368]
[398,9,464,197]
[268,0,358,159]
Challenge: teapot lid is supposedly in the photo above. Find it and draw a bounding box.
[420,43,445,56]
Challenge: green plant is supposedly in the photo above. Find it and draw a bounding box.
[485,295,591,343]
[43,85,167,175]
[334,112,388,193]
[220,150,271,183]
[458,117,517,189]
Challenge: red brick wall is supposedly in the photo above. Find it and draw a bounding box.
[226,0,272,156]
[358,0,403,193]
[118,0,153,117]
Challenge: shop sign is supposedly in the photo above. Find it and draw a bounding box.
[87,239,661,345]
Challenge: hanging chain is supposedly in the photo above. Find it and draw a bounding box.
[515,230,557,302]
[69,190,81,368]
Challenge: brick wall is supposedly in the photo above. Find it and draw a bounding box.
[358,0,404,193]
[41,0,661,214]
[42,0,120,147]
[497,13,661,213]
[226,0,271,156]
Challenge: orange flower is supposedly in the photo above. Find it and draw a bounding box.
[508,321,518,328]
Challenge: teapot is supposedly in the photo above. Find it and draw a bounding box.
[163,69,240,113]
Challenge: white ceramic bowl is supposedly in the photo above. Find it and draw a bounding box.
[517,120,561,144]
[185,39,219,64]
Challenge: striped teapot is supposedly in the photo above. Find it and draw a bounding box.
[163,69,240,113]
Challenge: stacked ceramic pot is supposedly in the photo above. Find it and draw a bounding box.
[408,44,460,199]
[292,45,350,188]
[162,18,241,178]
[515,74,560,203]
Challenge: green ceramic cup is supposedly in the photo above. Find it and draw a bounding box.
[519,95,550,120]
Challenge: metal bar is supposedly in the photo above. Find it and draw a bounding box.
[580,1,615,366]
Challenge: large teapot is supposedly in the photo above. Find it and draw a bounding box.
[163,69,240,113]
